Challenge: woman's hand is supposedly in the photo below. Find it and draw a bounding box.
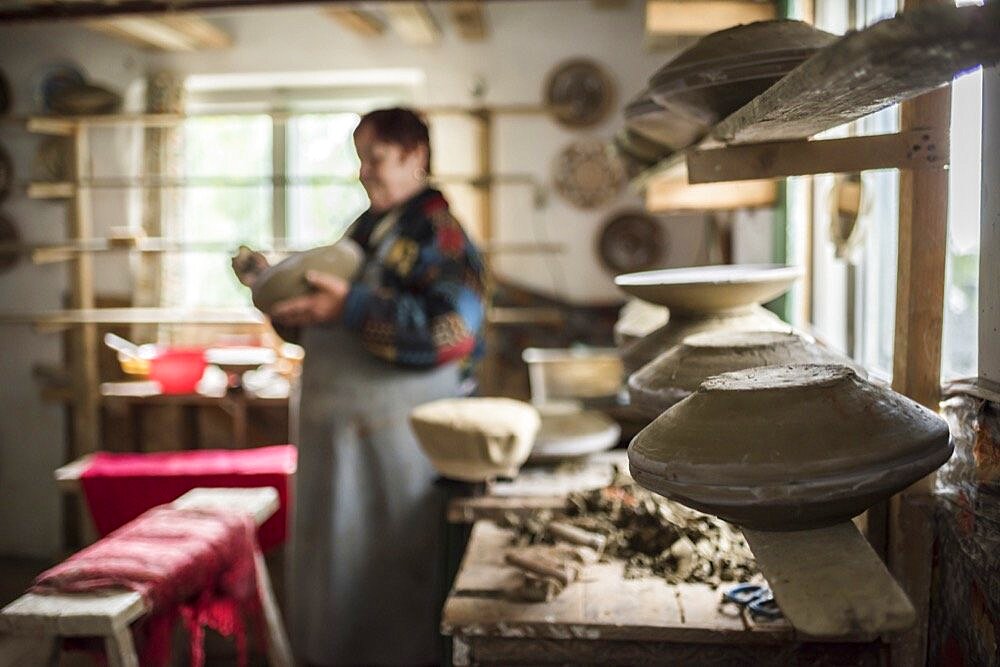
[269,271,352,327]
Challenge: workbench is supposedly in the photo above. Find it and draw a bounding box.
[442,521,883,666]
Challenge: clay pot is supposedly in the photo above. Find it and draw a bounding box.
[645,21,837,152]
[251,239,363,313]
[615,264,802,313]
[410,397,541,482]
[628,364,953,531]
[528,408,621,462]
[621,305,790,375]
[627,330,862,417]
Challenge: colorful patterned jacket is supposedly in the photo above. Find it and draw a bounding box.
[341,187,486,368]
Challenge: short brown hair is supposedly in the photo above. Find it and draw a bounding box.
[355,107,431,172]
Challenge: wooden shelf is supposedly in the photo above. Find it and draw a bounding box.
[27,182,75,199]
[713,3,999,145]
[634,2,1000,191]
[0,308,264,328]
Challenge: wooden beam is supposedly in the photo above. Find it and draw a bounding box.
[324,6,385,37]
[383,2,440,46]
[449,1,486,40]
[646,0,776,36]
[645,160,776,212]
[712,3,1000,145]
[85,14,231,51]
[685,129,949,183]
[981,61,1000,384]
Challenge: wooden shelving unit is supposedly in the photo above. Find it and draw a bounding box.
[628,2,999,661]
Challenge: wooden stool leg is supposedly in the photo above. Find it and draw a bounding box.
[254,551,293,667]
[103,625,139,667]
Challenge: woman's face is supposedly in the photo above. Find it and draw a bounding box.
[353,122,428,213]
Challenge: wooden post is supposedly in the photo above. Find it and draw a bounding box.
[70,127,101,460]
[888,0,951,661]
[980,64,1000,385]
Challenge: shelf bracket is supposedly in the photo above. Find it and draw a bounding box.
[686,128,949,184]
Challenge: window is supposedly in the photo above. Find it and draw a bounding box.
[160,73,419,309]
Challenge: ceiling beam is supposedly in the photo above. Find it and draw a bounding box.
[449,1,487,40]
[85,14,232,51]
[324,6,385,37]
[383,2,440,46]
[646,0,777,36]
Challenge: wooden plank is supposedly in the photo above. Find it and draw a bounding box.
[443,522,796,644]
[0,591,146,637]
[383,2,440,46]
[981,60,1000,384]
[324,7,386,37]
[173,486,279,527]
[86,16,199,51]
[742,522,915,640]
[157,14,232,49]
[712,3,1000,145]
[449,1,486,40]
[54,454,95,492]
[686,129,948,184]
[27,182,74,199]
[0,307,265,327]
[646,0,777,36]
[645,160,777,211]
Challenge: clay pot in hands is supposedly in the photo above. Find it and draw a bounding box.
[628,364,953,531]
[627,330,862,417]
[251,238,363,313]
[410,397,541,482]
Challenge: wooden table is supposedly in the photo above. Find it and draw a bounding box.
[446,450,627,525]
[442,522,883,666]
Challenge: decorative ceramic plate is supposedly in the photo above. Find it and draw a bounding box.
[0,143,12,202]
[0,67,11,115]
[32,136,71,182]
[597,210,667,274]
[34,63,86,114]
[552,139,625,210]
[615,263,802,312]
[543,58,615,128]
[0,214,21,273]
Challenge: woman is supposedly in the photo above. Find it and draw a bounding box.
[264,108,486,665]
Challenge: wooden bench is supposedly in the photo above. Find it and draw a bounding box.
[0,487,293,667]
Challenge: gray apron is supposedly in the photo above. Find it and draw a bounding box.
[289,221,461,666]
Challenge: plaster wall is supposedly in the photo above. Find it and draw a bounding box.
[0,0,719,556]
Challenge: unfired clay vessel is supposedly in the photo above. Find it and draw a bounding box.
[252,238,363,313]
[621,305,790,374]
[628,364,953,531]
[615,264,802,313]
[528,409,621,462]
[410,397,541,482]
[627,331,862,417]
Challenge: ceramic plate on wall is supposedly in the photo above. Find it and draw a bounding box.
[597,210,667,275]
[552,139,625,210]
[0,214,21,273]
[34,63,86,114]
[543,58,615,128]
[0,144,12,202]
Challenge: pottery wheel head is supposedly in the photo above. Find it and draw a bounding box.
[701,363,857,392]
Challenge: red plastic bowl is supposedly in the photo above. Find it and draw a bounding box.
[149,348,207,394]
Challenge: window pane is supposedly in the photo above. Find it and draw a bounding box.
[942,68,983,379]
[287,113,369,244]
[176,115,272,308]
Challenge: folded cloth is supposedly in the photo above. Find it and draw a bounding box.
[33,506,264,667]
[79,445,296,551]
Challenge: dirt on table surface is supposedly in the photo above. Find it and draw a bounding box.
[500,468,758,588]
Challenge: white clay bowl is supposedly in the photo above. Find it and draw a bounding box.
[627,364,953,531]
[528,410,621,462]
[614,263,802,313]
[410,397,541,482]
